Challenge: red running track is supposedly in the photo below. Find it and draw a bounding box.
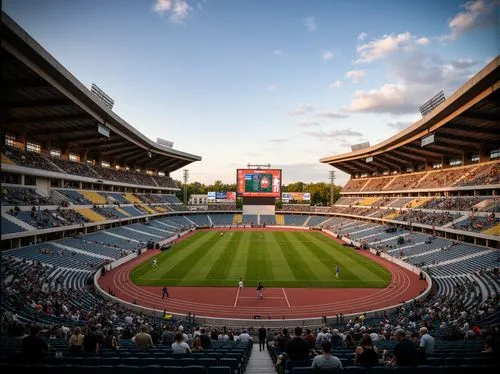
[98,229,427,320]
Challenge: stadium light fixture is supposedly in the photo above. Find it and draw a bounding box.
[419,90,445,117]
[183,169,189,205]
[329,170,336,207]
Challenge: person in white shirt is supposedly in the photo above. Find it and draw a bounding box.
[312,341,343,371]
[172,332,192,354]
[238,331,253,343]
[239,278,244,289]
[419,327,435,354]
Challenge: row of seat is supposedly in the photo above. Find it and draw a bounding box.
[289,364,499,374]
[0,364,233,374]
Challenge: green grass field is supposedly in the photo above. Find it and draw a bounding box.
[130,231,391,288]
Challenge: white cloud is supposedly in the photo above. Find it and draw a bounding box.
[329,80,342,89]
[442,58,477,80]
[357,52,481,115]
[316,112,349,119]
[272,162,349,185]
[296,121,321,127]
[272,49,283,56]
[289,103,314,116]
[346,83,420,114]
[267,84,277,91]
[357,32,368,41]
[387,51,478,88]
[416,37,430,45]
[323,51,334,61]
[304,129,364,138]
[387,121,412,131]
[356,32,416,63]
[444,0,497,40]
[345,70,366,83]
[153,0,193,22]
[268,138,289,143]
[303,16,317,31]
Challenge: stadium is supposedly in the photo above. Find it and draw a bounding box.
[1,5,499,374]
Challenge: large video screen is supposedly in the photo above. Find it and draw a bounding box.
[236,169,282,197]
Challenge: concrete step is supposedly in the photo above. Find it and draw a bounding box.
[245,343,276,374]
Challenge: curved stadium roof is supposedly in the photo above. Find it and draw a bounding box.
[1,12,201,173]
[320,56,499,176]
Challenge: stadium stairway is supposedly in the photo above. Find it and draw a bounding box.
[246,344,276,374]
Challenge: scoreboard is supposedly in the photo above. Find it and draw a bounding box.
[236,169,282,197]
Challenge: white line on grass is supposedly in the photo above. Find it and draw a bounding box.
[233,287,240,308]
[282,288,291,308]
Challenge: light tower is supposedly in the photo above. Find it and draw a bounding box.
[183,169,189,205]
[329,170,336,206]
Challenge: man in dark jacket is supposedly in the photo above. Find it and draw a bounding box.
[258,326,267,351]
[391,329,417,367]
[23,325,49,364]
[285,327,310,361]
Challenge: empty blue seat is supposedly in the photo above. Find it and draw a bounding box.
[183,365,207,374]
[207,367,231,374]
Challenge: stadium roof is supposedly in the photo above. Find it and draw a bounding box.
[1,12,201,173]
[320,56,500,175]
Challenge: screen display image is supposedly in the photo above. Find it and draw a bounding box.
[236,169,281,197]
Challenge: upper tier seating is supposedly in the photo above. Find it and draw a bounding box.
[342,161,500,192]
[458,163,500,186]
[1,186,53,206]
[2,145,60,173]
[49,156,99,178]
[362,176,394,191]
[2,145,178,188]
[342,178,368,192]
[282,204,311,212]
[153,175,178,188]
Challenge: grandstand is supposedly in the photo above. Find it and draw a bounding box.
[320,56,499,250]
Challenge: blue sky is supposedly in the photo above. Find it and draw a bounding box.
[4,0,498,186]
